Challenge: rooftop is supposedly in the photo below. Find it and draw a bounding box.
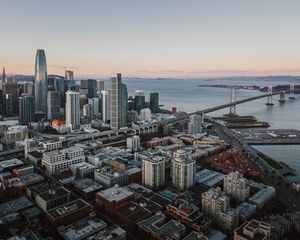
[47,199,90,220]
[37,187,69,202]
[0,158,24,169]
[183,231,208,240]
[97,185,134,202]
[195,169,224,187]
[59,217,107,240]
[0,196,33,218]
[74,179,103,193]
[85,224,126,240]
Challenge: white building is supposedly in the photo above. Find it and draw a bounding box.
[142,156,165,190]
[41,146,85,174]
[188,114,204,134]
[40,140,62,151]
[224,171,250,202]
[65,91,80,130]
[201,187,239,232]
[126,135,140,152]
[234,219,271,240]
[1,125,27,144]
[101,90,111,123]
[140,108,152,122]
[171,157,195,191]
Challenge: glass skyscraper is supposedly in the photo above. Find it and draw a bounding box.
[34,49,48,113]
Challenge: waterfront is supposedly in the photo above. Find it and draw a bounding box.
[122,78,300,181]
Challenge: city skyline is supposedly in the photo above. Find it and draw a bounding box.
[1,0,300,77]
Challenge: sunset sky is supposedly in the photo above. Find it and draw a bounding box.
[1,0,300,78]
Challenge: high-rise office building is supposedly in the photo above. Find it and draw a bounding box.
[83,103,93,120]
[134,95,145,114]
[110,73,128,129]
[224,171,250,203]
[48,76,64,107]
[34,49,48,113]
[19,95,35,125]
[96,80,104,93]
[23,83,34,96]
[171,157,196,191]
[65,91,80,130]
[3,76,18,115]
[81,79,97,98]
[47,91,61,121]
[4,94,13,116]
[142,156,165,190]
[150,92,159,113]
[65,70,74,81]
[2,67,6,88]
[126,135,141,152]
[188,114,204,134]
[88,97,99,118]
[101,90,111,123]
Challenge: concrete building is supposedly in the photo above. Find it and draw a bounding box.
[195,169,225,188]
[70,162,96,178]
[142,156,165,190]
[137,212,186,240]
[127,135,141,152]
[65,70,74,81]
[234,219,271,240]
[3,77,18,115]
[88,97,100,118]
[65,91,80,130]
[94,166,128,188]
[166,199,212,234]
[58,216,107,240]
[40,140,62,151]
[83,103,93,120]
[140,108,152,122]
[95,185,135,216]
[0,158,24,172]
[86,224,126,240]
[188,114,204,134]
[171,157,196,191]
[248,186,276,209]
[110,73,128,129]
[1,125,27,145]
[19,95,35,125]
[42,146,85,174]
[224,171,250,202]
[35,187,71,211]
[201,187,239,232]
[47,91,61,120]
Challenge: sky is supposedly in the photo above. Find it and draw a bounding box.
[1,0,300,78]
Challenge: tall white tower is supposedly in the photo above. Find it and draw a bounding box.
[142,156,165,190]
[65,91,80,130]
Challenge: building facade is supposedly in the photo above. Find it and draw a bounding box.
[19,95,35,125]
[142,156,165,190]
[47,91,61,120]
[65,91,80,130]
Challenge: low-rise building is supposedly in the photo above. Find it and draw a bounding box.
[96,185,135,216]
[267,215,292,240]
[42,147,85,174]
[86,224,126,240]
[183,232,209,240]
[94,166,128,188]
[236,202,257,222]
[248,186,276,209]
[74,178,103,200]
[70,162,95,178]
[137,212,186,240]
[12,165,34,177]
[58,216,107,240]
[166,199,212,234]
[195,169,224,188]
[234,219,271,240]
[35,187,71,211]
[0,158,24,172]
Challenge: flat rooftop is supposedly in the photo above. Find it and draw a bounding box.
[0,158,24,169]
[85,224,126,240]
[74,179,103,193]
[59,217,107,240]
[97,185,134,202]
[37,187,69,201]
[47,199,89,220]
[0,196,33,218]
[183,231,208,240]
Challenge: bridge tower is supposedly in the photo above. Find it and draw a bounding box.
[229,87,237,115]
[279,91,286,103]
[265,84,274,106]
[289,83,295,100]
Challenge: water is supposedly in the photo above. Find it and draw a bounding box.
[121,78,300,181]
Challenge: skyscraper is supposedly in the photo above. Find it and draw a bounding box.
[65,70,74,81]
[34,49,48,113]
[134,95,145,114]
[47,91,61,121]
[142,156,165,190]
[101,90,111,123]
[19,95,35,125]
[81,79,97,98]
[110,73,128,129]
[65,91,80,130]
[64,70,76,92]
[96,80,104,93]
[3,76,18,115]
[150,92,159,113]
